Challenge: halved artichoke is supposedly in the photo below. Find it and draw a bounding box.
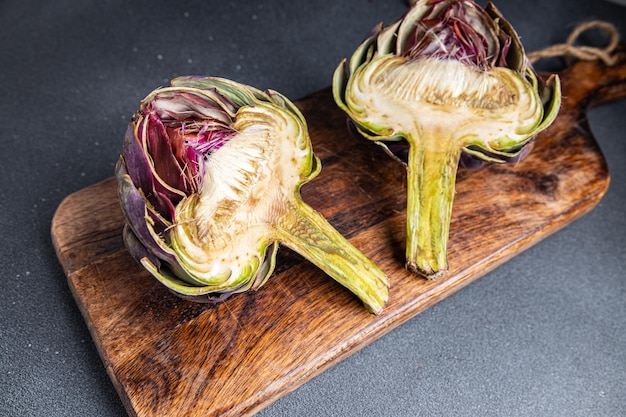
[116,76,389,313]
[333,0,561,278]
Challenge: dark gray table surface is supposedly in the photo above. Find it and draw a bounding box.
[2,1,625,416]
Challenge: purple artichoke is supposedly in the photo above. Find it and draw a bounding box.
[116,77,389,313]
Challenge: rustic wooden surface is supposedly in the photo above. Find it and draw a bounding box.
[52,50,626,417]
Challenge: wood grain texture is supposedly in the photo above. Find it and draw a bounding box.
[52,49,626,417]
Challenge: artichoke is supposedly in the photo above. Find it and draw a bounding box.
[333,0,560,279]
[116,76,389,313]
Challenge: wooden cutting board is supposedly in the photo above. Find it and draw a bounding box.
[52,50,626,417]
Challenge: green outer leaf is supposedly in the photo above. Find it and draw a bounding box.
[171,76,270,107]
[536,74,562,132]
[377,20,400,55]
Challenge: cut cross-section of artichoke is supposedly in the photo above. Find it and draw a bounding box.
[117,76,389,313]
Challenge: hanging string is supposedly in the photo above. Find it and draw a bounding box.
[527,21,620,66]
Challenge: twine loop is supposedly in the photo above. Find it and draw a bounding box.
[528,21,620,66]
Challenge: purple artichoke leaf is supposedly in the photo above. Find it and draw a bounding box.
[148,89,236,122]
[117,176,202,286]
[122,125,154,201]
[117,172,180,267]
[458,153,487,170]
[122,124,180,219]
[168,290,233,305]
[143,113,193,196]
[122,224,161,269]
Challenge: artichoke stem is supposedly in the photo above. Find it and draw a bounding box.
[276,200,389,314]
[405,128,461,279]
